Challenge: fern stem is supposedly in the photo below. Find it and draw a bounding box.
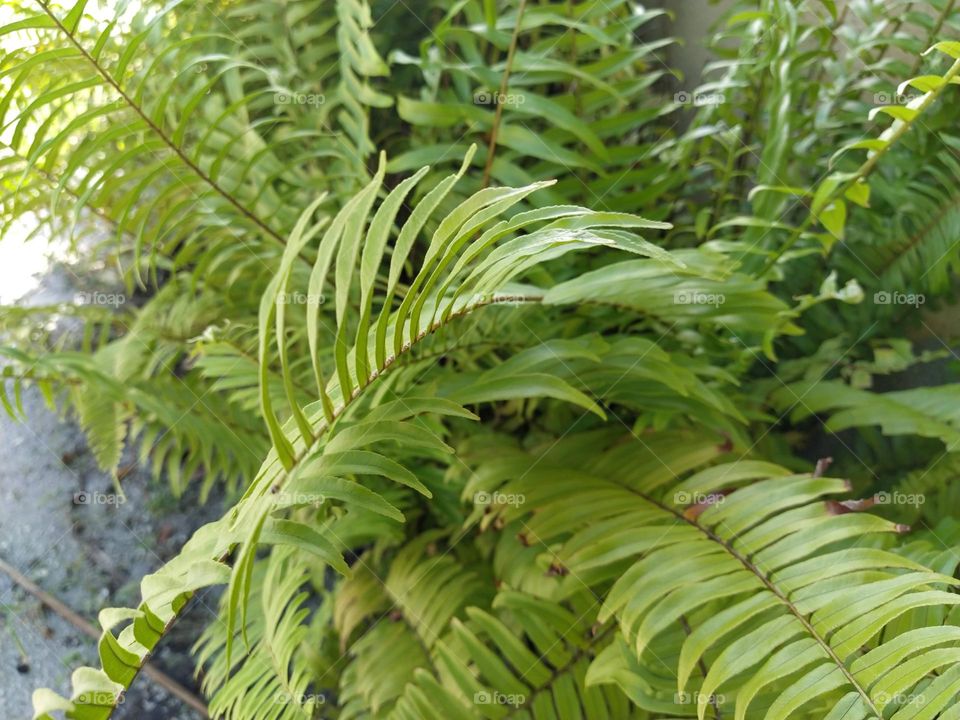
[639,488,884,717]
[391,339,527,369]
[96,293,544,717]
[820,4,849,78]
[35,0,290,251]
[502,624,616,719]
[0,553,209,715]
[710,132,740,232]
[481,0,528,188]
[911,0,956,77]
[566,0,581,114]
[870,2,913,66]
[760,55,960,275]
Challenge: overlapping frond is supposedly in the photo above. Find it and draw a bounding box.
[772,379,960,447]
[0,0,332,283]
[194,547,321,720]
[389,0,677,208]
[466,431,960,719]
[30,148,681,718]
[6,3,960,720]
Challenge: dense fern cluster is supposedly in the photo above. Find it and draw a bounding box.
[4,0,960,718]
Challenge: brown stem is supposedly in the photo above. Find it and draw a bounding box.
[910,0,956,77]
[481,0,528,188]
[0,554,208,716]
[622,486,882,717]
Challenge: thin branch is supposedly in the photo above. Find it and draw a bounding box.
[481,0,528,188]
[911,0,956,77]
[760,55,960,275]
[871,2,913,66]
[0,553,208,716]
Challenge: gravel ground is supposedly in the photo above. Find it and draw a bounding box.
[0,265,224,719]
[0,384,225,719]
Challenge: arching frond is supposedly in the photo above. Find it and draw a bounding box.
[467,431,960,720]
[30,147,681,718]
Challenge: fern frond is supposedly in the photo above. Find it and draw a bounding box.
[772,380,960,447]
[389,590,638,720]
[30,148,682,717]
[195,547,321,720]
[335,533,491,714]
[0,0,317,282]
[469,431,960,719]
[389,0,676,208]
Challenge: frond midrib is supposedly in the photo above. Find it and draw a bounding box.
[35,1,291,251]
[100,293,547,715]
[876,191,960,278]
[500,624,616,720]
[625,484,883,717]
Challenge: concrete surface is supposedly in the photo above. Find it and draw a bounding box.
[0,264,222,719]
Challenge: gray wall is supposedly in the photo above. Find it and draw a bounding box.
[663,1,734,86]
